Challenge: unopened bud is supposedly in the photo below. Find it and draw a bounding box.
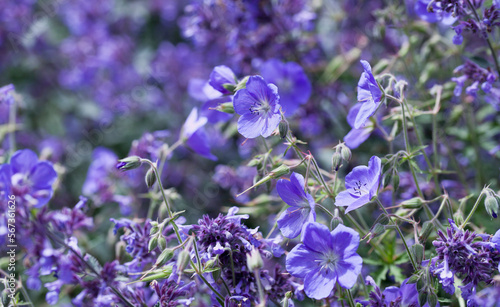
[332,152,343,172]
[485,195,499,219]
[418,291,428,306]
[246,248,263,271]
[340,145,352,162]
[176,250,190,272]
[407,274,420,284]
[150,222,159,235]
[392,171,400,192]
[419,221,433,242]
[330,216,343,230]
[145,167,156,188]
[401,197,425,209]
[148,236,158,252]
[279,120,289,139]
[216,102,235,114]
[156,248,175,266]
[158,236,167,251]
[427,292,438,307]
[411,243,425,265]
[270,164,291,178]
[116,156,142,171]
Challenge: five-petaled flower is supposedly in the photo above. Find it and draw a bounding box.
[276,172,316,239]
[334,156,381,213]
[344,103,375,149]
[233,75,282,139]
[0,149,57,207]
[355,60,383,129]
[286,222,363,300]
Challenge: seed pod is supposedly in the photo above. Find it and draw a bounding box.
[407,274,420,284]
[330,216,343,230]
[367,223,386,243]
[150,222,160,236]
[145,167,156,188]
[418,291,428,306]
[176,250,190,272]
[270,164,291,178]
[156,248,175,266]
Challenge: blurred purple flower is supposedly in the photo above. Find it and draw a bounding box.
[260,59,311,115]
[414,0,457,24]
[356,60,383,129]
[233,75,282,138]
[180,107,217,160]
[335,156,381,213]
[276,172,316,239]
[209,65,237,94]
[344,103,375,149]
[0,149,57,208]
[286,223,362,300]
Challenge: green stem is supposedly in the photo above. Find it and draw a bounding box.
[461,191,485,228]
[375,198,418,271]
[254,269,266,306]
[346,289,356,307]
[465,0,500,78]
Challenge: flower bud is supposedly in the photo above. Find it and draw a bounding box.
[340,145,352,162]
[411,243,425,265]
[418,291,428,306]
[246,248,263,271]
[150,222,160,235]
[331,152,343,172]
[427,292,438,307]
[270,164,291,178]
[407,274,420,284]
[145,167,156,188]
[401,197,425,209]
[330,216,343,230]
[419,221,433,242]
[176,249,191,272]
[158,236,167,251]
[216,102,235,114]
[485,195,499,218]
[116,156,142,171]
[279,120,289,139]
[155,248,175,266]
[148,236,158,252]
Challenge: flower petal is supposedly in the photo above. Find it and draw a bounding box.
[260,113,281,138]
[331,224,360,257]
[304,267,336,300]
[354,100,378,129]
[334,191,370,214]
[11,149,38,175]
[286,244,322,278]
[336,254,362,289]
[277,172,308,207]
[302,222,333,254]
[237,113,265,139]
[277,207,311,239]
[30,162,57,190]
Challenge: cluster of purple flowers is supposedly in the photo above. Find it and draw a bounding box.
[429,219,500,303]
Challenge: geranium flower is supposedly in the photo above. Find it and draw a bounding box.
[233,75,282,139]
[260,59,311,115]
[180,108,217,160]
[344,103,375,149]
[286,222,363,300]
[334,156,381,213]
[355,60,383,129]
[0,149,57,207]
[209,65,237,94]
[276,172,316,239]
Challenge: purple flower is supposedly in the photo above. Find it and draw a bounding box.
[286,222,362,300]
[209,65,237,94]
[180,107,217,160]
[344,103,375,149]
[233,75,282,139]
[276,172,316,239]
[452,24,465,45]
[0,149,57,207]
[355,61,383,129]
[260,59,311,115]
[414,0,457,25]
[334,156,381,213]
[0,84,15,105]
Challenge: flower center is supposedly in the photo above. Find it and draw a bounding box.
[317,251,339,272]
[351,180,369,196]
[249,99,271,116]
